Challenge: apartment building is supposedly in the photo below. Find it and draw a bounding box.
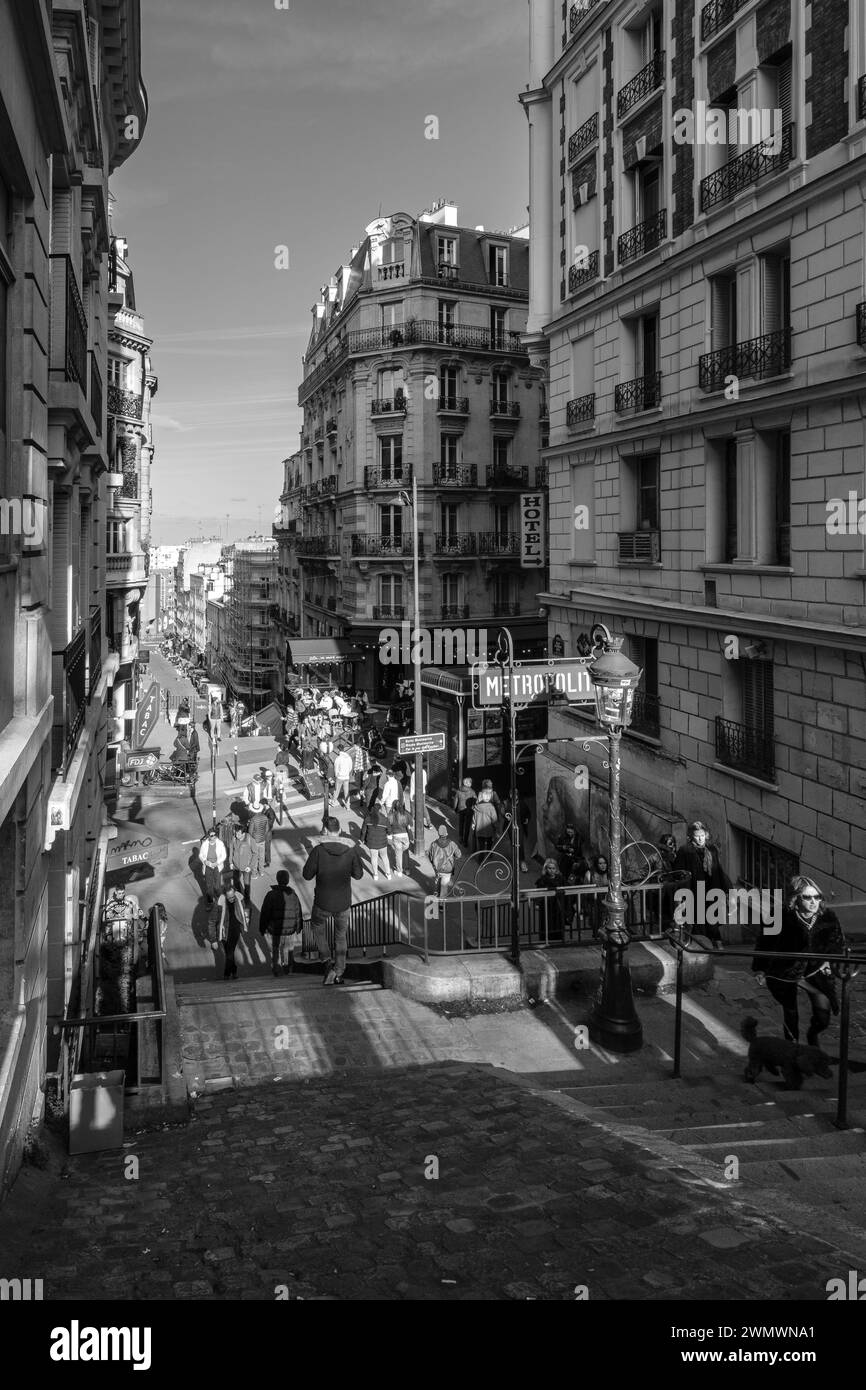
[222,540,278,710]
[525,0,866,922]
[174,540,223,658]
[0,0,146,1196]
[280,201,549,698]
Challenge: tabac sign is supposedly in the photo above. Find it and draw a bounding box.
[520,493,546,568]
[472,658,594,708]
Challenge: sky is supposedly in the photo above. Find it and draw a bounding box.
[112,0,531,546]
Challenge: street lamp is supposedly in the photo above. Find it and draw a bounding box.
[586,626,644,1053]
[398,483,425,858]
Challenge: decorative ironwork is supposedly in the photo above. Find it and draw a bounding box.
[89,355,103,437]
[715,715,774,781]
[121,469,138,500]
[321,474,338,495]
[617,51,665,118]
[566,393,596,425]
[568,250,600,293]
[351,534,422,558]
[618,209,667,265]
[699,125,795,212]
[372,397,407,414]
[701,0,749,43]
[614,372,662,413]
[326,417,337,433]
[698,328,792,390]
[108,384,143,420]
[569,0,607,36]
[449,848,513,902]
[50,255,88,389]
[568,113,599,164]
[295,534,340,555]
[441,605,470,620]
[492,602,520,616]
[856,303,866,347]
[54,626,87,774]
[477,532,520,556]
[372,606,406,620]
[88,606,102,699]
[433,463,477,487]
[618,530,661,564]
[435,533,477,555]
[859,75,866,122]
[490,399,520,418]
[364,466,413,489]
[437,396,469,413]
[536,462,548,487]
[488,466,528,488]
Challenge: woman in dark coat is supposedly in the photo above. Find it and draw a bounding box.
[673,821,731,949]
[752,875,846,1044]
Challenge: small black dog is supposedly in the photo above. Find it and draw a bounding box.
[741,1017,834,1089]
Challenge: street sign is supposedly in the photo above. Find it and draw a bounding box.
[106,834,170,871]
[472,659,595,708]
[124,749,160,771]
[398,732,446,755]
[132,680,161,749]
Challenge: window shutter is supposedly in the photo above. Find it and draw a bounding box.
[52,189,72,253]
[724,439,738,561]
[775,433,791,564]
[776,58,792,130]
[743,661,773,738]
[761,254,781,335]
[711,277,731,352]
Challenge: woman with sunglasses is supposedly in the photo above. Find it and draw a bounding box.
[752,875,846,1044]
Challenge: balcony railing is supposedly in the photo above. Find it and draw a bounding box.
[351,534,423,558]
[372,605,406,621]
[364,466,413,489]
[492,602,521,617]
[569,0,608,36]
[295,535,340,555]
[50,255,88,391]
[441,605,470,621]
[618,209,667,265]
[566,393,596,426]
[372,396,407,415]
[321,474,338,496]
[313,427,324,443]
[618,529,661,564]
[433,464,478,487]
[326,417,337,434]
[568,250,600,294]
[715,715,774,782]
[53,626,87,775]
[107,384,143,420]
[490,399,521,419]
[488,466,529,488]
[89,355,103,438]
[377,263,406,281]
[88,605,102,699]
[859,75,866,122]
[437,396,469,414]
[536,463,548,487]
[701,0,749,43]
[106,553,147,582]
[478,532,520,556]
[568,113,599,164]
[614,372,662,413]
[699,125,795,212]
[617,51,665,118]
[698,329,792,391]
[435,533,477,556]
[628,689,660,736]
[436,263,459,282]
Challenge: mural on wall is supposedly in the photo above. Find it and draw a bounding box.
[535,750,674,876]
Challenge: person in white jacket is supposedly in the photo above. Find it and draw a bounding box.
[333,746,354,808]
[198,827,227,904]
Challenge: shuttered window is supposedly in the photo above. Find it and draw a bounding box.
[724,439,738,562]
[775,55,792,130]
[639,314,659,378]
[378,435,403,480]
[775,432,791,565]
[742,660,774,739]
[760,252,790,335]
[636,454,660,529]
[710,273,737,352]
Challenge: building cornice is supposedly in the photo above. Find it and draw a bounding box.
[10,0,66,164]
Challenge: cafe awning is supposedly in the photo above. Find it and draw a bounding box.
[286,638,363,667]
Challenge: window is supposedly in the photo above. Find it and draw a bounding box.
[489,244,508,287]
[491,371,509,409]
[492,503,511,540]
[107,520,127,554]
[437,235,458,270]
[438,300,456,343]
[382,239,402,266]
[774,432,791,565]
[628,636,659,734]
[380,301,404,334]
[440,365,459,406]
[492,436,511,471]
[738,829,798,896]
[440,503,458,540]
[742,657,774,746]
[710,271,738,352]
[441,573,461,610]
[760,249,791,337]
[637,312,658,380]
[379,574,403,611]
[379,504,402,541]
[378,367,404,402]
[637,163,660,223]
[636,454,660,530]
[724,439,738,562]
[492,573,513,610]
[108,358,129,389]
[490,307,507,348]
[440,434,459,471]
[378,435,403,482]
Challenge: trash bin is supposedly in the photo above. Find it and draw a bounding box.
[68,1070,125,1155]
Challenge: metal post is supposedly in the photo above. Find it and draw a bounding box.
[673,939,684,1079]
[497,628,520,966]
[411,474,425,860]
[588,728,643,1051]
[835,952,851,1131]
[233,745,238,782]
[211,738,217,828]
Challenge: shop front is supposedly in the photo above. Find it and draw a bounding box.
[420,666,546,803]
[284,637,366,692]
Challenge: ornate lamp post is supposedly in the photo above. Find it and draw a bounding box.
[586,626,644,1052]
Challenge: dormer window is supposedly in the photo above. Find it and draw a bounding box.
[437,235,458,279]
[489,244,508,287]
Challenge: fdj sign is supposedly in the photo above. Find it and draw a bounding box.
[472,660,594,708]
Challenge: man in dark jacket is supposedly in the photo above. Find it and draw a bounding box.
[259,869,303,976]
[753,875,846,1043]
[302,817,364,986]
[673,821,731,949]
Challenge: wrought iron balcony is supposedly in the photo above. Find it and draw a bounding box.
[436,263,459,282]
[372,395,407,415]
[49,255,87,390]
[614,372,662,413]
[89,355,103,438]
[364,465,413,489]
[321,474,338,496]
[373,605,406,621]
[618,529,661,564]
[351,534,422,558]
[437,396,469,414]
[700,125,795,212]
[478,532,520,556]
[377,262,406,281]
[52,626,87,775]
[617,51,665,118]
[857,303,866,347]
[859,75,866,122]
[295,534,340,555]
[539,404,549,422]
[567,393,596,426]
[88,605,102,699]
[568,113,599,164]
[628,689,660,736]
[715,715,774,781]
[701,0,749,43]
[536,462,548,487]
[492,602,521,617]
[490,399,521,419]
[107,384,143,420]
[121,468,138,500]
[568,251,600,294]
[441,604,470,620]
[434,533,477,556]
[618,210,667,265]
[698,329,792,391]
[433,463,478,487]
[488,466,528,488]
[326,417,337,433]
[569,0,608,36]
[313,427,324,443]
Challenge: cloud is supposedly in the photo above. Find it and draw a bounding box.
[150,413,191,432]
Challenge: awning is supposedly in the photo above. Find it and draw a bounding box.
[286,638,364,667]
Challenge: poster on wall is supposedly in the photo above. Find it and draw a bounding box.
[467,710,484,737]
[485,710,503,734]
[485,735,503,765]
[466,739,485,769]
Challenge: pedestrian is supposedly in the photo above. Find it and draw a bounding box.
[481,778,503,822]
[198,827,227,906]
[380,766,401,816]
[216,881,247,980]
[301,816,364,986]
[364,805,393,882]
[351,735,370,800]
[387,800,412,876]
[588,853,608,938]
[556,824,579,878]
[536,857,566,941]
[243,772,265,806]
[673,821,732,950]
[333,745,354,808]
[230,824,255,906]
[247,800,269,880]
[429,825,462,897]
[753,875,846,1044]
[259,868,304,977]
[187,720,201,771]
[262,798,277,868]
[471,788,499,853]
[453,777,476,846]
[409,764,432,829]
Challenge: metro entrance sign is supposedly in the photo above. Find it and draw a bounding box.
[398,732,446,756]
[471,657,595,708]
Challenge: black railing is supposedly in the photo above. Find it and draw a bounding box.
[372,606,406,620]
[859,75,866,122]
[490,399,520,418]
[698,328,792,391]
[88,606,102,698]
[568,112,599,164]
[488,466,529,488]
[701,0,749,43]
[614,372,662,413]
[569,0,608,37]
[441,605,470,620]
[566,393,596,425]
[700,124,795,212]
[492,602,520,616]
[364,465,412,489]
[715,715,774,781]
[568,250,600,294]
[629,688,660,735]
[108,384,143,420]
[618,529,661,564]
[372,397,407,415]
[89,355,103,437]
[617,50,665,118]
[618,209,667,264]
[478,532,520,556]
[857,303,866,347]
[434,533,477,555]
[295,535,340,555]
[53,626,87,774]
[50,255,88,390]
[433,464,478,487]
[351,534,422,558]
[536,463,548,487]
[437,396,469,413]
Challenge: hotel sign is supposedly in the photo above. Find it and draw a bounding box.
[520,493,546,568]
[472,659,594,708]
